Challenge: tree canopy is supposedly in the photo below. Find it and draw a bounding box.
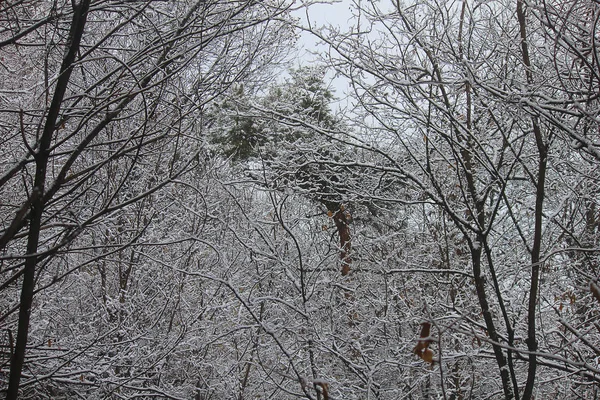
[2,0,600,399]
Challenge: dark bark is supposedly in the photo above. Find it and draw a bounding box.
[516,1,548,398]
[470,240,514,400]
[5,1,90,397]
[455,43,515,398]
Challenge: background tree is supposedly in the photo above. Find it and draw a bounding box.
[211,66,365,275]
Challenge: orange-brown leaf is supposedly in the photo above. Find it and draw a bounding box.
[422,348,434,364]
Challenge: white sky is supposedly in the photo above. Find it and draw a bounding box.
[291,0,356,105]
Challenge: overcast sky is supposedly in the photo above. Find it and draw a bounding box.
[292,0,355,107]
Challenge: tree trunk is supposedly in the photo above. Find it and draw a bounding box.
[516,1,548,398]
[5,1,90,397]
